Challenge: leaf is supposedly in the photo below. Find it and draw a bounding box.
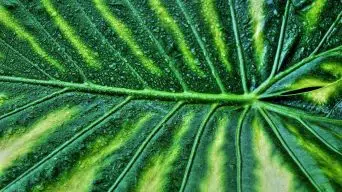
[0,0,341,191]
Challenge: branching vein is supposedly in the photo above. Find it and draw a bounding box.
[0,76,256,103]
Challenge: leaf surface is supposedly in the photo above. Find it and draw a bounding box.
[0,0,341,191]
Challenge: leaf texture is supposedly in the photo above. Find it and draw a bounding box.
[0,0,341,191]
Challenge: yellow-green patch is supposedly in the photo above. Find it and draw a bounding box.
[0,106,79,174]
[0,52,4,60]
[0,94,7,106]
[299,62,342,105]
[136,112,194,192]
[93,0,162,75]
[200,116,228,192]
[305,81,341,105]
[322,62,342,77]
[0,6,65,71]
[286,124,342,184]
[305,0,327,31]
[248,0,265,67]
[201,0,231,72]
[289,68,342,104]
[34,113,154,192]
[290,78,331,90]
[252,117,295,192]
[41,0,100,69]
[149,0,205,76]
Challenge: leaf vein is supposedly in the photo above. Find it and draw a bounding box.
[176,0,227,93]
[228,0,248,93]
[179,103,219,192]
[235,107,250,192]
[107,101,184,191]
[0,38,55,80]
[17,0,88,82]
[123,0,189,91]
[75,0,149,87]
[0,88,69,121]
[258,108,323,192]
[297,118,341,155]
[0,76,255,103]
[269,0,291,78]
[310,11,342,56]
[0,96,132,191]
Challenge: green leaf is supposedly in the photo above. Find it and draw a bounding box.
[0,0,341,191]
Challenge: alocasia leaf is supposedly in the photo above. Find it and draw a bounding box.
[0,0,341,191]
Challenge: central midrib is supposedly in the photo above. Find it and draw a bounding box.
[0,76,256,103]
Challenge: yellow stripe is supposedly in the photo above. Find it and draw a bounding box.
[286,124,342,184]
[200,116,228,192]
[304,62,342,105]
[136,112,194,192]
[249,0,265,67]
[290,61,342,105]
[0,106,79,174]
[252,117,295,192]
[149,0,205,76]
[41,0,100,69]
[35,113,154,192]
[322,62,342,77]
[93,0,162,75]
[290,78,331,90]
[305,0,327,31]
[306,82,341,105]
[201,0,231,72]
[0,6,65,71]
[290,77,340,105]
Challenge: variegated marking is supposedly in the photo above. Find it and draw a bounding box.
[290,78,330,90]
[306,82,341,105]
[93,0,162,75]
[149,0,205,76]
[136,112,194,192]
[286,124,342,184]
[0,6,64,71]
[249,0,266,67]
[252,117,295,192]
[35,113,154,192]
[322,62,342,77]
[0,106,79,174]
[41,0,100,69]
[305,0,327,31]
[289,62,342,104]
[201,0,231,72]
[200,116,228,192]
[0,94,7,106]
[305,62,342,104]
